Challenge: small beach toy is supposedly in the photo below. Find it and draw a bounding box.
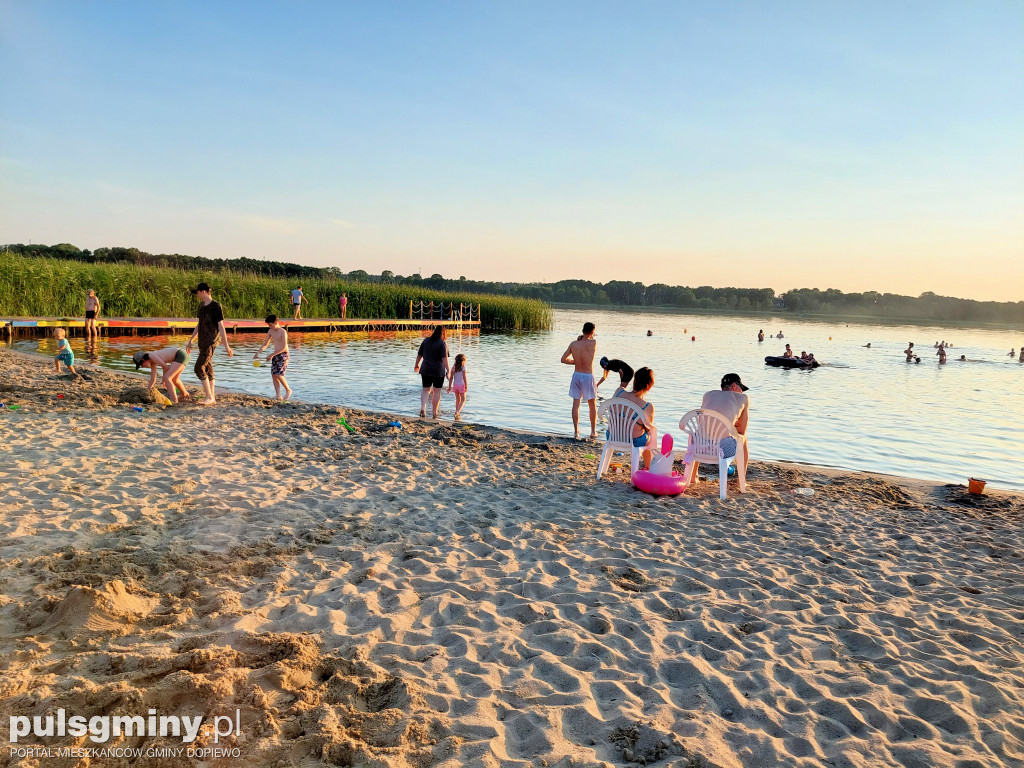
[794,488,814,496]
[336,417,356,433]
[691,336,696,341]
[56,394,65,399]
[389,420,402,429]
[253,359,261,367]
[131,406,144,412]
[7,404,19,411]
[967,478,986,495]
[583,453,597,460]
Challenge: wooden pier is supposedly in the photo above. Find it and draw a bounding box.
[0,316,479,340]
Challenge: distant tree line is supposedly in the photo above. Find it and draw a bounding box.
[3,243,334,280]
[4,243,1021,324]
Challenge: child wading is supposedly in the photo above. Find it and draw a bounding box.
[447,353,468,421]
[53,328,77,375]
[254,314,292,400]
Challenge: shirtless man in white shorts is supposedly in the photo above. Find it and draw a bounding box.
[561,322,598,439]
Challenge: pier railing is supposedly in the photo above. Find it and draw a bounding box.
[409,301,481,323]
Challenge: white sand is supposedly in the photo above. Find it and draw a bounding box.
[1,348,1022,767]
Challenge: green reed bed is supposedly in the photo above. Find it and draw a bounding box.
[0,254,552,331]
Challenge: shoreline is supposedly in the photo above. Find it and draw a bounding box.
[2,347,1022,767]
[7,344,1013,492]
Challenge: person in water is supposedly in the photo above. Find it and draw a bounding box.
[799,350,810,361]
[863,343,871,348]
[937,345,947,364]
[646,330,653,337]
[782,344,795,358]
[596,357,634,395]
[757,329,764,342]
[561,322,598,440]
[904,342,915,362]
[776,331,784,339]
[253,314,292,401]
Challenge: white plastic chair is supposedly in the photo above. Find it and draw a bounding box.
[596,399,657,479]
[678,409,747,499]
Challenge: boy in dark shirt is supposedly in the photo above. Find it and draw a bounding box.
[184,282,233,404]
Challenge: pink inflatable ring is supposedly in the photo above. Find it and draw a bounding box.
[632,470,688,496]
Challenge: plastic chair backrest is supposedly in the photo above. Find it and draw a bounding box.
[599,398,651,444]
[678,409,738,459]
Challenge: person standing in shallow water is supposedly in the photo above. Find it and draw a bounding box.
[561,322,598,440]
[84,289,101,345]
[414,326,449,419]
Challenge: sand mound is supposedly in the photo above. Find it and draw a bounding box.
[35,580,159,636]
[117,386,173,405]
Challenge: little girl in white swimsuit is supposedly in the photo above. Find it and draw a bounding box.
[447,354,468,421]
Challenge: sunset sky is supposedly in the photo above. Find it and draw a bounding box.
[2,1,1022,301]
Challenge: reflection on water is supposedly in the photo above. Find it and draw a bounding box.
[16,309,1024,489]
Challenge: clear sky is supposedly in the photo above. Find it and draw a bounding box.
[2,1,1022,301]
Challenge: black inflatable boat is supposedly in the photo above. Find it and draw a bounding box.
[765,356,819,369]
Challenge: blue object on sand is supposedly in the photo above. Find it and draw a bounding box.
[131,406,144,412]
[728,464,737,477]
[389,421,402,429]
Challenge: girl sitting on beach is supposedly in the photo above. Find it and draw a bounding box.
[611,366,655,469]
[447,353,468,421]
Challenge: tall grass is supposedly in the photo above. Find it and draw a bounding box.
[0,254,552,331]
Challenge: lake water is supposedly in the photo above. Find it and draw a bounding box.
[18,308,1024,489]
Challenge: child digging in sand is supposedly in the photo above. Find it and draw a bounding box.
[254,314,292,401]
[447,353,468,421]
[53,329,77,375]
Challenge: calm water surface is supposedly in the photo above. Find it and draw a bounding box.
[19,309,1024,489]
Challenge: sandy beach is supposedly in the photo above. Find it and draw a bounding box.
[1,347,1022,768]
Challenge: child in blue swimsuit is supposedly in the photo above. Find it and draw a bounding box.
[53,328,77,375]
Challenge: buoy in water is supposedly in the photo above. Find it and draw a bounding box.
[691,336,696,341]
